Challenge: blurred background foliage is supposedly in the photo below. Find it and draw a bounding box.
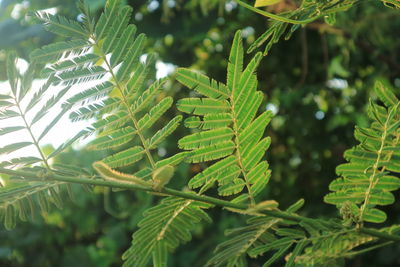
[1,0,400,266]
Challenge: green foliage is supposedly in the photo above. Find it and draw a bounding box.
[236,0,356,55]
[0,51,92,229]
[236,0,400,55]
[1,0,400,266]
[31,0,183,176]
[123,197,212,267]
[177,30,273,202]
[324,82,400,224]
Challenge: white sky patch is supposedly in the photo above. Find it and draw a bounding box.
[315,110,325,120]
[225,1,237,12]
[140,54,148,63]
[148,0,160,12]
[10,1,30,19]
[40,7,58,15]
[266,103,279,115]
[326,78,348,90]
[156,61,176,79]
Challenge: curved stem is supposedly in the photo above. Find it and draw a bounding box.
[343,241,393,257]
[234,0,357,25]
[234,0,320,25]
[1,166,400,243]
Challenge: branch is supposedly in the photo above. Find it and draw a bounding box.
[1,167,399,242]
[234,0,324,25]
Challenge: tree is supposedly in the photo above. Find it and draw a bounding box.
[1,0,400,266]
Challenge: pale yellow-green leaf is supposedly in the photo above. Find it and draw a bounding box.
[254,0,282,8]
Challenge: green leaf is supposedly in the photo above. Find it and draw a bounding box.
[92,111,130,133]
[285,240,309,267]
[102,6,132,54]
[122,197,211,267]
[0,157,42,168]
[374,81,398,107]
[329,176,400,191]
[0,142,33,155]
[177,98,230,115]
[263,243,293,267]
[4,205,16,230]
[0,126,25,136]
[286,199,305,213]
[247,161,269,184]
[249,237,293,257]
[187,141,235,163]
[110,25,137,67]
[7,52,19,96]
[233,52,262,108]
[69,97,121,122]
[137,97,173,131]
[48,130,88,159]
[250,170,271,196]
[0,100,14,108]
[176,68,229,99]
[66,81,114,106]
[184,113,232,129]
[131,78,167,114]
[189,156,238,189]
[255,0,282,7]
[25,78,53,113]
[38,108,69,141]
[239,111,273,149]
[152,241,168,267]
[34,11,88,38]
[227,30,243,92]
[362,208,387,223]
[41,54,99,77]
[0,94,12,100]
[324,191,365,205]
[30,40,90,63]
[178,128,234,150]
[218,178,245,196]
[95,0,122,40]
[276,228,305,239]
[202,113,232,129]
[20,64,36,101]
[31,87,70,125]
[149,115,182,149]
[0,110,20,120]
[0,181,71,229]
[216,164,241,186]
[126,54,155,97]
[155,152,189,168]
[242,137,271,171]
[116,33,146,82]
[51,66,106,86]
[207,217,280,267]
[102,146,145,168]
[89,126,135,150]
[237,91,264,130]
[183,117,201,128]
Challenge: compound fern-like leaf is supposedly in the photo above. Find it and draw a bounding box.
[176,30,273,202]
[324,82,400,224]
[122,197,212,267]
